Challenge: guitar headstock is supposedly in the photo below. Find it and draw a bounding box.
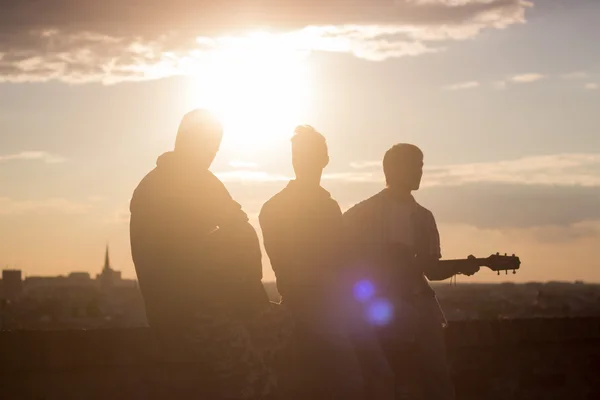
[485,253,521,275]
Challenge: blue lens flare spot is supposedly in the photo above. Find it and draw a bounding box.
[353,280,375,303]
[366,299,394,326]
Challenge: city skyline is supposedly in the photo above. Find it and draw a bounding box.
[1,1,600,282]
[1,244,126,281]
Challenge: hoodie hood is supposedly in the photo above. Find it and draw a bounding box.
[136,151,248,226]
[156,151,177,167]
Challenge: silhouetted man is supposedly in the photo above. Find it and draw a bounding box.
[259,126,392,400]
[343,144,480,400]
[129,109,285,400]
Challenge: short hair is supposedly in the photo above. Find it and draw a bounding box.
[174,109,223,152]
[291,125,328,156]
[383,143,423,183]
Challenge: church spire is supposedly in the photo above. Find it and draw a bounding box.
[99,243,120,291]
[103,244,111,272]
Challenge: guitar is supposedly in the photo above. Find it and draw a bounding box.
[439,253,521,275]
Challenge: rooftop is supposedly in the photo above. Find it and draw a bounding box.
[2,317,600,399]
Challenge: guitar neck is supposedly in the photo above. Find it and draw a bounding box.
[439,258,488,268]
[384,246,521,274]
[439,255,521,274]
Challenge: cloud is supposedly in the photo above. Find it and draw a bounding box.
[213,153,600,232]
[332,153,600,230]
[349,161,381,169]
[492,80,507,90]
[510,73,545,83]
[87,195,105,203]
[435,220,600,282]
[215,169,290,182]
[418,183,600,229]
[346,153,600,187]
[522,220,600,244]
[104,206,131,225]
[423,153,600,187]
[332,181,600,231]
[0,0,531,84]
[0,151,66,164]
[443,81,480,90]
[323,172,380,182]
[447,72,597,90]
[0,197,90,216]
[563,71,589,79]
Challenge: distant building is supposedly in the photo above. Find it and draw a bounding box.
[97,245,121,291]
[1,270,23,300]
[19,245,130,297]
[25,276,68,292]
[68,272,92,283]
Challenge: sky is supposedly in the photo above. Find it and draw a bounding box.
[1,0,599,283]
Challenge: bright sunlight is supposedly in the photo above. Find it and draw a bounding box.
[185,32,313,152]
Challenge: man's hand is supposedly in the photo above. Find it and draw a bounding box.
[460,255,480,276]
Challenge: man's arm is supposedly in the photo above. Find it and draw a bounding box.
[207,222,263,281]
[419,209,479,281]
[258,202,292,281]
[421,257,479,281]
[341,205,380,276]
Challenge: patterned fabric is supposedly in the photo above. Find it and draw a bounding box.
[343,189,455,400]
[342,189,444,313]
[343,189,441,259]
[183,302,294,400]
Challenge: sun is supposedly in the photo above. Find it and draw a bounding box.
[185,32,312,152]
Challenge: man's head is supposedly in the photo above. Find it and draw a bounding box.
[174,109,223,168]
[291,125,329,182]
[383,143,424,191]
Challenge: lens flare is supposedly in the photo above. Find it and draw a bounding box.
[353,280,375,303]
[366,299,394,326]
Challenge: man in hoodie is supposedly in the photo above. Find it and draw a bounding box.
[259,126,392,400]
[130,109,287,400]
